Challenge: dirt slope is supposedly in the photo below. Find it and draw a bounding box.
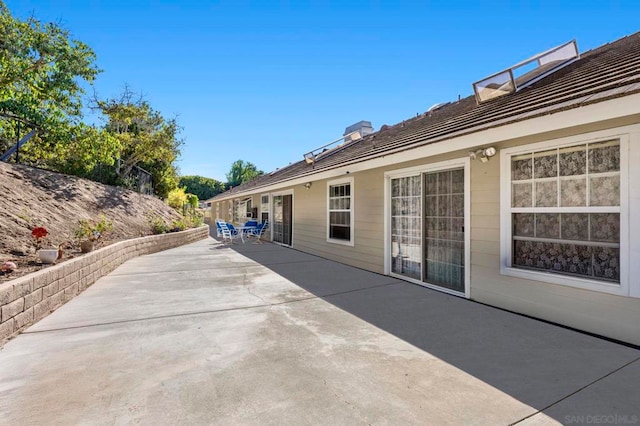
[0,162,183,281]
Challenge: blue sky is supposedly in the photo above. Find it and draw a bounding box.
[6,1,639,182]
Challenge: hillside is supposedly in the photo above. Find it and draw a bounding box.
[0,162,184,282]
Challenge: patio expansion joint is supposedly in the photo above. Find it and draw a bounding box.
[19,281,404,336]
[509,355,640,425]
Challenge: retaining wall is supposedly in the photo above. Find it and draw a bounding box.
[0,225,209,344]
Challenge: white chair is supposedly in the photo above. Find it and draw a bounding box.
[246,220,269,244]
[219,222,242,244]
[215,219,224,237]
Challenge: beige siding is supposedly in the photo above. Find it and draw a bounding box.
[469,121,640,345]
[212,116,640,345]
[291,151,470,274]
[293,177,385,273]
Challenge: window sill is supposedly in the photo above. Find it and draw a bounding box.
[327,238,354,247]
[500,266,627,297]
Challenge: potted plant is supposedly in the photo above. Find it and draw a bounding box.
[32,227,59,264]
[75,216,113,253]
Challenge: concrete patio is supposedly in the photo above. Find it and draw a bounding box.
[0,236,638,425]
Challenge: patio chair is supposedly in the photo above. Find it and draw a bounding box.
[246,220,269,244]
[215,220,224,237]
[219,222,242,244]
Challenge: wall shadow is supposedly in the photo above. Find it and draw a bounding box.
[225,239,640,422]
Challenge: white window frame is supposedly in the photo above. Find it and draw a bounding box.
[245,198,253,218]
[383,158,471,299]
[260,193,270,223]
[500,132,630,296]
[327,177,355,246]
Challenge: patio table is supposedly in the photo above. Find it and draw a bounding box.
[234,225,257,243]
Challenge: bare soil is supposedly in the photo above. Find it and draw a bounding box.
[0,162,183,282]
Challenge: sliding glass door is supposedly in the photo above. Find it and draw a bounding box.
[388,163,468,295]
[272,194,292,246]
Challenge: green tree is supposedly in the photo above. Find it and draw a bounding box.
[0,1,100,152]
[226,160,263,187]
[19,123,120,177]
[141,158,179,200]
[0,4,183,197]
[178,175,226,200]
[96,87,183,197]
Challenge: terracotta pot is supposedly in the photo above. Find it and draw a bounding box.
[38,249,58,264]
[80,241,94,253]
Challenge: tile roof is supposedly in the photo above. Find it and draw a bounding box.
[213,31,640,200]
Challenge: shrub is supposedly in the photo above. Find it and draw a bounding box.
[167,187,187,210]
[190,212,204,228]
[186,193,199,209]
[148,215,168,234]
[170,219,186,232]
[75,215,113,242]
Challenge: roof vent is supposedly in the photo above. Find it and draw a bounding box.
[473,40,579,104]
[343,120,374,141]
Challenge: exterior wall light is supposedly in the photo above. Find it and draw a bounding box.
[470,147,497,162]
[304,182,312,189]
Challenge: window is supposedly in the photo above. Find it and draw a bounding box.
[502,138,627,292]
[327,178,354,245]
[261,194,269,223]
[233,198,253,221]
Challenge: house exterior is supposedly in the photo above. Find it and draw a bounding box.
[209,32,640,345]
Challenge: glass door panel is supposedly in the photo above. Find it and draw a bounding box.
[272,194,292,246]
[390,176,422,279]
[424,169,465,292]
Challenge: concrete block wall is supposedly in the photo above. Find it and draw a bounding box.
[0,226,209,344]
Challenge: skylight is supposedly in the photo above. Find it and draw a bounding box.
[303,131,363,165]
[473,40,579,104]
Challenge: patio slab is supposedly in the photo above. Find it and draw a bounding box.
[0,237,638,425]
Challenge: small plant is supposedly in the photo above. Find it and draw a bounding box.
[31,227,50,251]
[75,215,113,243]
[170,219,186,232]
[17,208,31,224]
[185,212,203,228]
[30,226,61,262]
[192,212,204,227]
[147,215,168,235]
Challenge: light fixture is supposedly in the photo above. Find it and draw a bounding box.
[469,146,497,162]
[484,146,497,157]
[304,182,312,189]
